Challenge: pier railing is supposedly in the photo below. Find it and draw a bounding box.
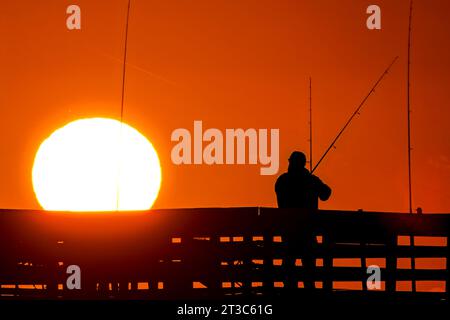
[0,208,448,301]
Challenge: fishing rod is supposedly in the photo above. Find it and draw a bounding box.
[311,56,399,174]
[309,77,313,172]
[407,0,414,215]
[407,0,417,293]
[120,0,131,125]
[116,0,132,211]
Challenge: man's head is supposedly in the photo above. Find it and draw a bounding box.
[288,151,307,170]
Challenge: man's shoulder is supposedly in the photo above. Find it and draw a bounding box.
[275,172,290,187]
[276,172,290,181]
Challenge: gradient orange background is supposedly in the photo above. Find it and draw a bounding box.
[1,0,449,212]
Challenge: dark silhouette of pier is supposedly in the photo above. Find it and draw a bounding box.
[0,208,448,305]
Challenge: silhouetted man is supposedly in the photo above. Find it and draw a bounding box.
[275,151,331,291]
[275,151,331,209]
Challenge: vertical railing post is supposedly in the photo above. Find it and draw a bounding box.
[322,233,333,292]
[385,234,397,293]
[446,234,450,300]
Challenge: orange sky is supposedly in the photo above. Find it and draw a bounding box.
[1,0,449,213]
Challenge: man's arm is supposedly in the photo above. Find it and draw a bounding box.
[312,176,332,201]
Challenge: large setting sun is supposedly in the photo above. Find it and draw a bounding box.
[32,118,161,211]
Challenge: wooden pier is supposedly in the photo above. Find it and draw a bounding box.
[0,208,448,303]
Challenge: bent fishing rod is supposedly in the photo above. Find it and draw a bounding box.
[116,0,132,211]
[311,56,399,174]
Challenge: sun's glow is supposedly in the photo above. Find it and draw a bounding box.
[32,118,162,211]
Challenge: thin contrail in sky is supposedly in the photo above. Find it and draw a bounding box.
[95,50,179,88]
